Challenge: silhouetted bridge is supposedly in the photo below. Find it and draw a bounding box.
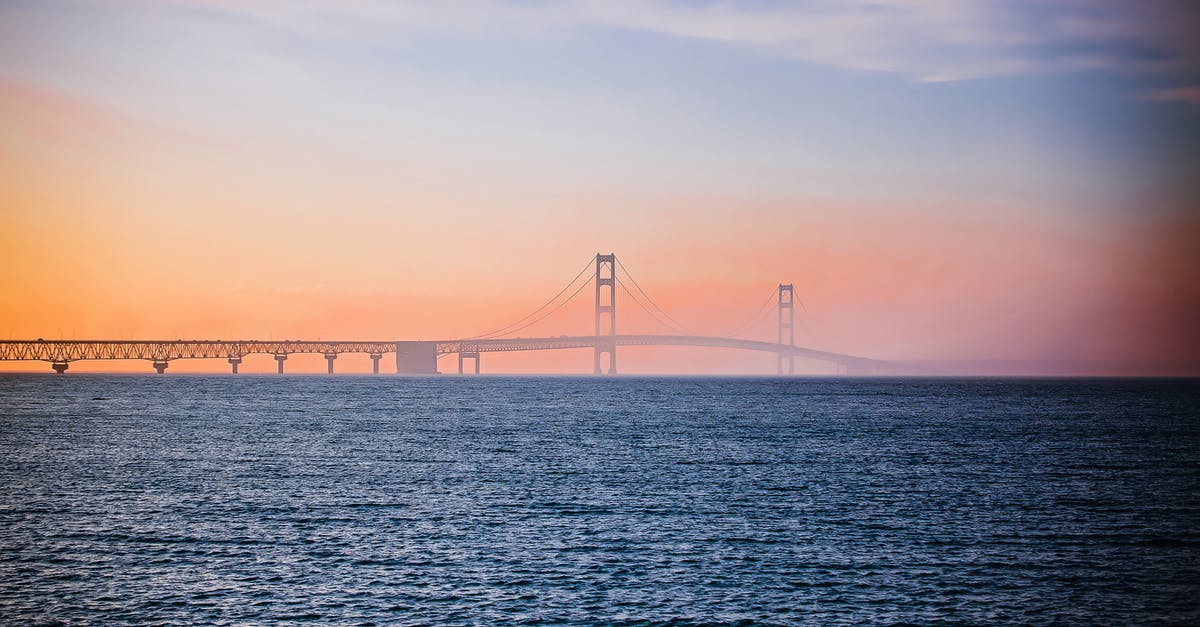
[0,335,882,374]
[0,254,889,374]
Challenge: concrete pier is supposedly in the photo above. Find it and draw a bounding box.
[274,354,287,374]
[152,360,168,374]
[370,353,382,374]
[324,353,336,374]
[51,361,68,374]
[228,357,241,374]
[458,351,480,374]
[395,342,438,374]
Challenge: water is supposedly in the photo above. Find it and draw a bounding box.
[1,376,1198,624]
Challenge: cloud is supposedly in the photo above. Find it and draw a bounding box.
[158,0,1200,83]
[1141,85,1200,105]
[571,0,1200,82]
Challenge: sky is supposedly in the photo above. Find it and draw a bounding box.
[1,0,1198,374]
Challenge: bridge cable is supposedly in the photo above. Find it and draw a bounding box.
[464,256,595,340]
[472,275,596,340]
[725,286,779,339]
[613,257,695,335]
[615,276,687,335]
[726,288,809,340]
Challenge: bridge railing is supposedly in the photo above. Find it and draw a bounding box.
[0,340,398,362]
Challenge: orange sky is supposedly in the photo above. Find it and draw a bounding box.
[2,2,1198,375]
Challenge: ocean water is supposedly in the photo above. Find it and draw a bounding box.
[0,375,1198,625]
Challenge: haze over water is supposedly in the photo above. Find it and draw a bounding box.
[2,375,1198,624]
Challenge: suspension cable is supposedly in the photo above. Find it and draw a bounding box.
[487,275,595,338]
[726,286,779,339]
[465,256,595,340]
[614,257,694,335]
[615,276,680,333]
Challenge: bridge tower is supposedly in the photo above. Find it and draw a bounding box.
[594,253,616,374]
[778,283,794,375]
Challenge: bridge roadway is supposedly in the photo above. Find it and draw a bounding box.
[445,335,868,366]
[0,336,881,373]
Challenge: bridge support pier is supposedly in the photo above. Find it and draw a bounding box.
[370,353,382,374]
[274,354,287,374]
[458,351,480,374]
[778,352,794,376]
[152,360,168,374]
[324,353,337,374]
[51,361,68,374]
[396,342,438,375]
[228,357,241,374]
[593,338,616,375]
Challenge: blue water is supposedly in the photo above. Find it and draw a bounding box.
[1,376,1198,624]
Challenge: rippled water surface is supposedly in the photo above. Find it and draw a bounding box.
[1,375,1198,624]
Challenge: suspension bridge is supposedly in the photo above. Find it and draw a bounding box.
[0,254,886,375]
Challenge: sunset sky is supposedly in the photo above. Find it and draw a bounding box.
[2,0,1198,374]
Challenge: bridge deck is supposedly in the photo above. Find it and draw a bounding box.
[0,336,875,366]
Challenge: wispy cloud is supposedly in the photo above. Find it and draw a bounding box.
[1141,85,1200,105]
[161,0,1200,83]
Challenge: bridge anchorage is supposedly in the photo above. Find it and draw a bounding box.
[0,252,890,374]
